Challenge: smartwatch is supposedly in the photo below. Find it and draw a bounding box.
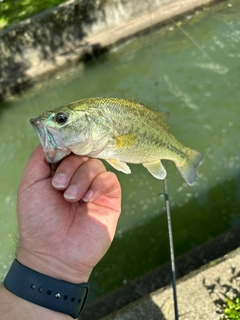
[4,259,88,318]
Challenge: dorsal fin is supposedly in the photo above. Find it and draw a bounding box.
[125,98,142,104]
[158,111,170,123]
[149,110,170,131]
[125,98,170,126]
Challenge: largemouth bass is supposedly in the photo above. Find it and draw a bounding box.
[30,97,204,186]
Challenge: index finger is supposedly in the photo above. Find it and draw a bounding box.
[51,153,90,190]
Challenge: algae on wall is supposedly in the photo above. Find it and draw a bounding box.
[0,0,223,100]
[0,0,175,99]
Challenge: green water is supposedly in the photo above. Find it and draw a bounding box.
[0,0,240,301]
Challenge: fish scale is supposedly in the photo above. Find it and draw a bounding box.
[30,97,204,186]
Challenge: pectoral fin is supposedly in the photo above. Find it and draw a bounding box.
[105,159,131,174]
[143,160,166,180]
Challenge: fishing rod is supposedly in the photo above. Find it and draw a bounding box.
[162,172,179,320]
[148,10,179,320]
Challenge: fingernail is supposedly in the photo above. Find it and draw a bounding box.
[64,185,79,200]
[82,190,94,202]
[52,173,67,188]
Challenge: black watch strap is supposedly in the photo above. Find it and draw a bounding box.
[4,259,88,318]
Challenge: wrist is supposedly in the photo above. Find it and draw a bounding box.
[3,260,89,319]
[17,247,91,284]
[0,285,72,320]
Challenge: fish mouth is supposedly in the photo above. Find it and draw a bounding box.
[30,118,71,163]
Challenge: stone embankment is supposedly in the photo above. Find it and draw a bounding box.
[82,225,240,319]
[0,0,223,100]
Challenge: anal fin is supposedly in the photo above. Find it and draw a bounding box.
[143,160,166,180]
[105,159,131,174]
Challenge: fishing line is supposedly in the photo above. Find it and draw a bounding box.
[169,17,230,88]
[147,9,179,320]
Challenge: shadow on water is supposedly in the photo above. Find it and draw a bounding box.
[0,100,13,113]
[0,1,110,101]
[81,172,240,319]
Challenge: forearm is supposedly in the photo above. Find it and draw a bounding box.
[0,285,72,320]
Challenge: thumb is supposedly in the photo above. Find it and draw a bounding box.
[18,145,51,192]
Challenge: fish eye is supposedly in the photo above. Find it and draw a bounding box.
[55,113,68,125]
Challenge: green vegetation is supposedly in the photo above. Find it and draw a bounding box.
[0,0,67,30]
[224,297,240,319]
[0,0,116,30]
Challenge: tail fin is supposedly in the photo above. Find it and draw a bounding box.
[176,149,204,186]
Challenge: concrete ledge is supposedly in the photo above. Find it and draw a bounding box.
[81,225,240,319]
[0,0,225,100]
[100,248,240,319]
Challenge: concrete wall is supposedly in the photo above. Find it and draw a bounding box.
[0,0,224,100]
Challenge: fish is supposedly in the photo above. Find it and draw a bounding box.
[30,97,204,186]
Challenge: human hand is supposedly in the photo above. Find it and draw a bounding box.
[16,145,121,284]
